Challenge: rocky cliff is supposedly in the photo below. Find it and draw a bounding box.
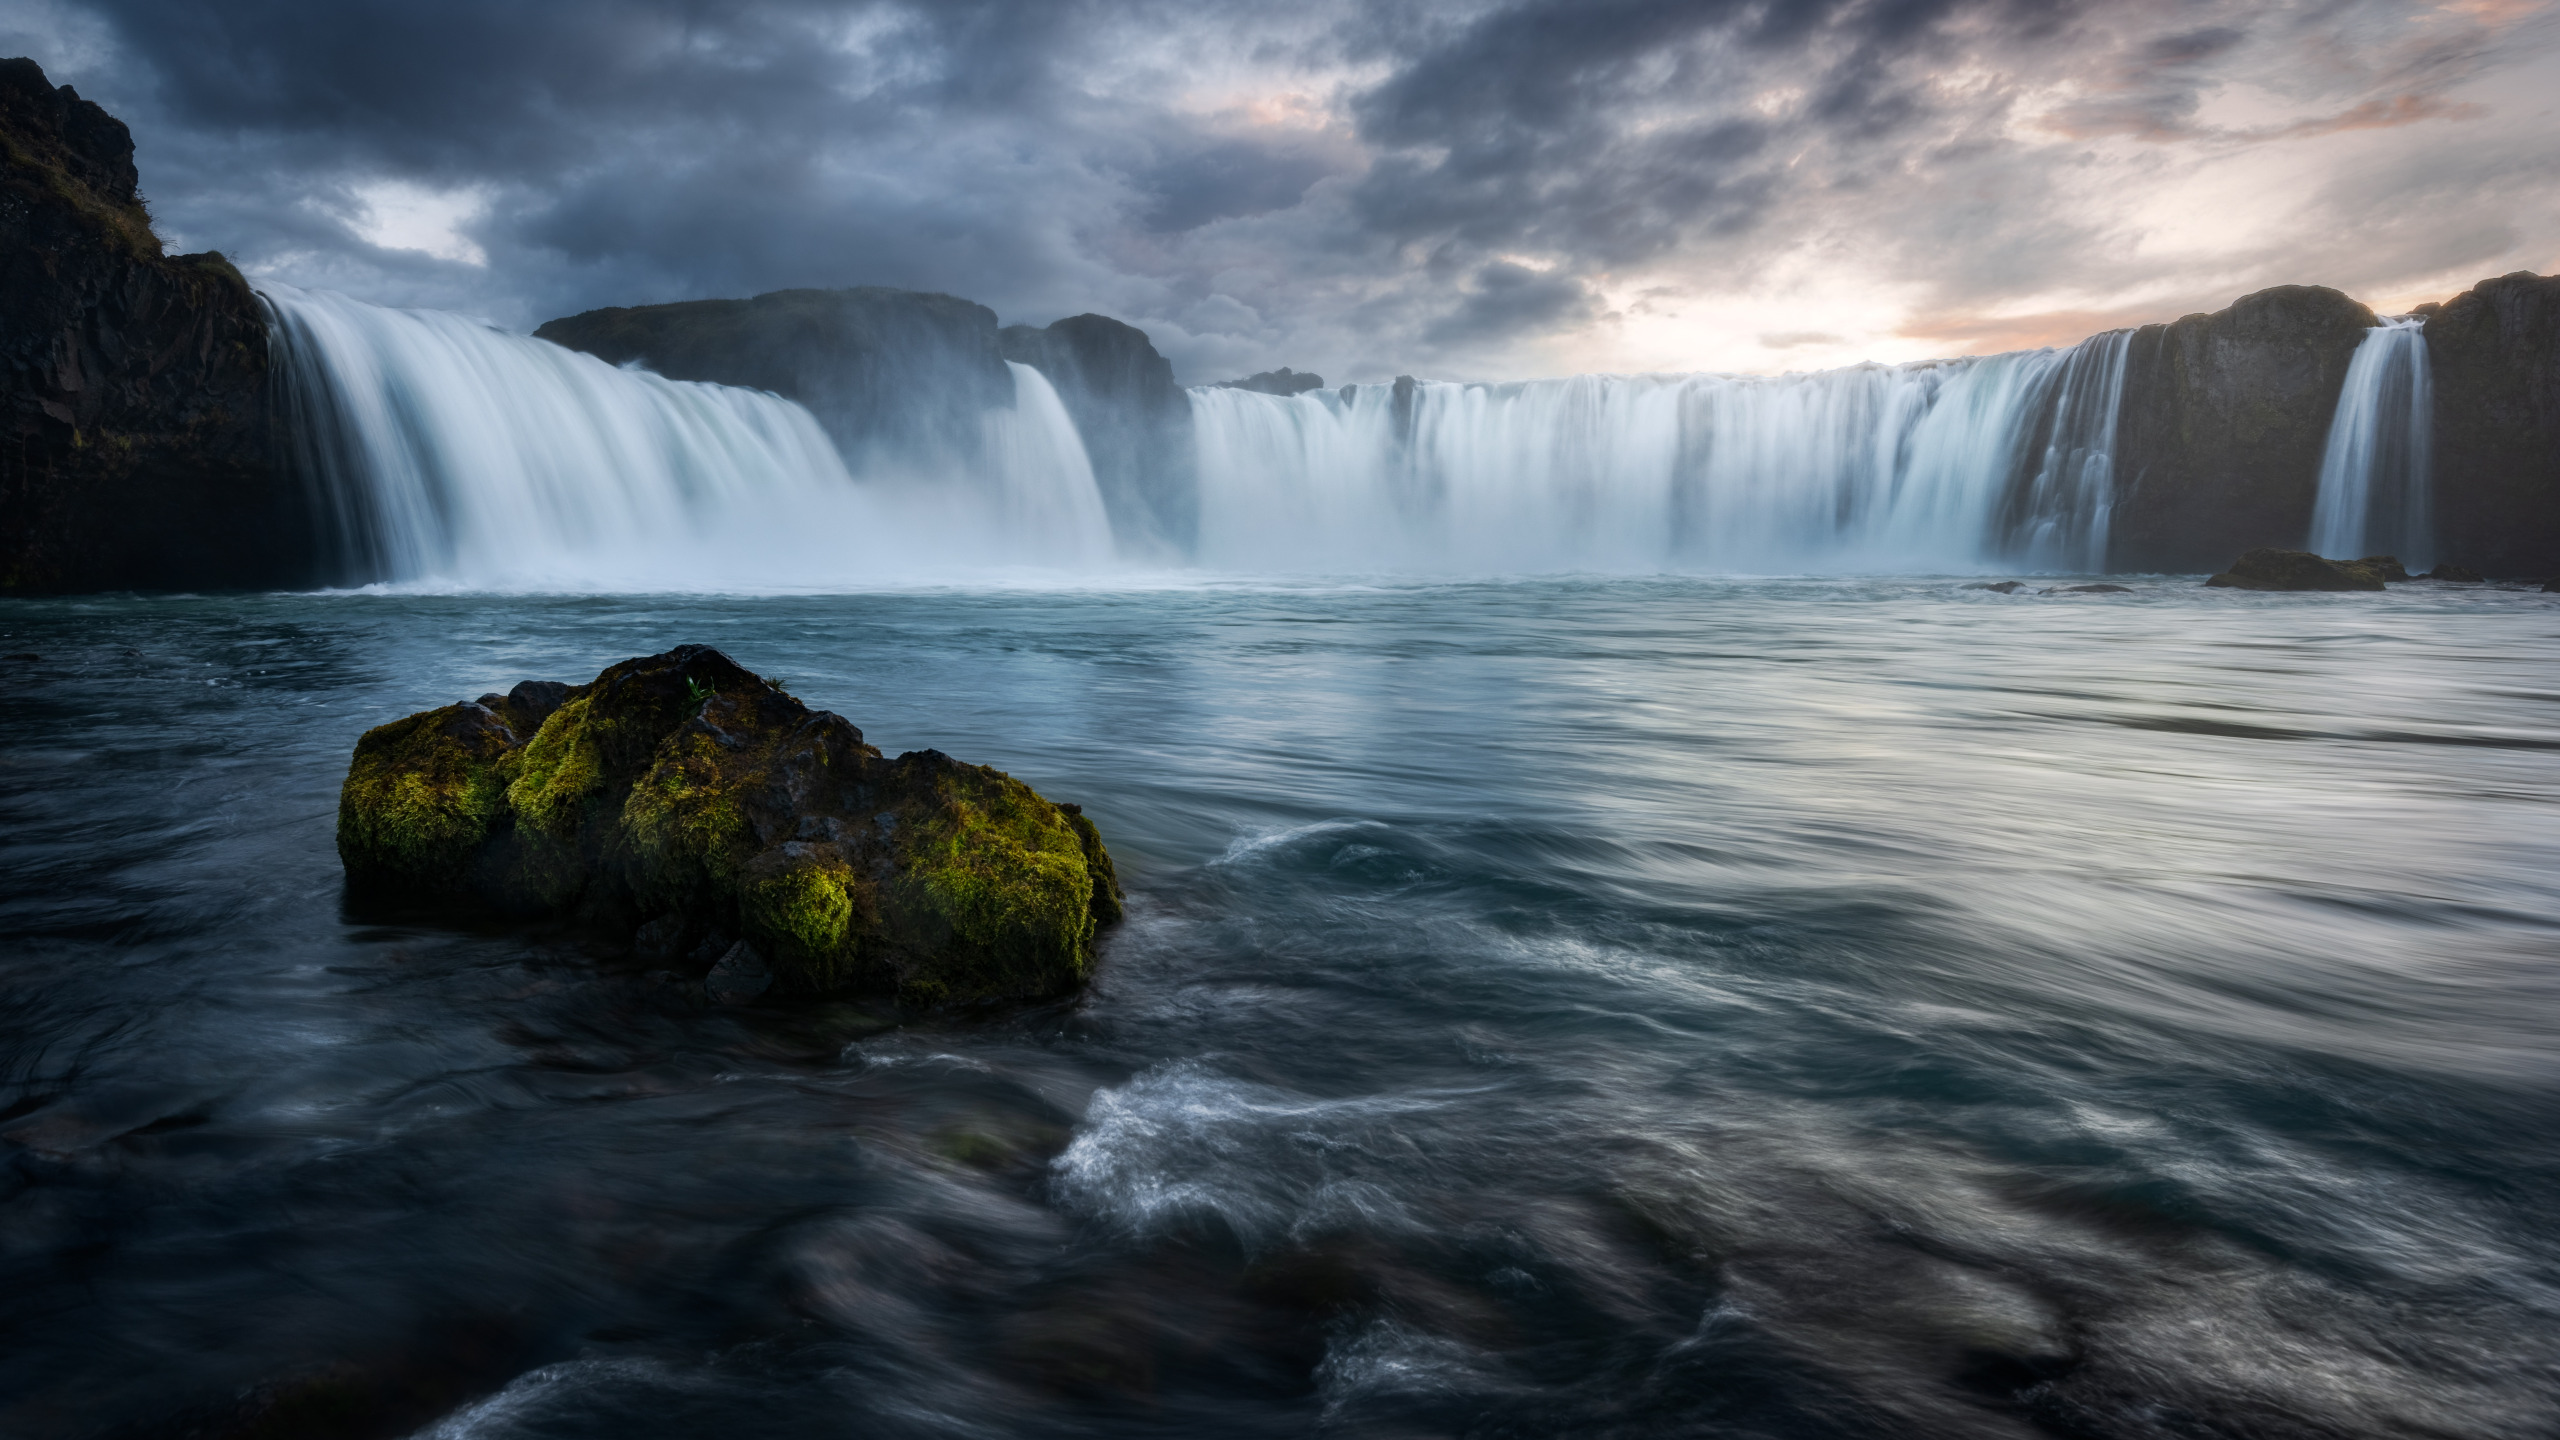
[998,313,1196,553]
[534,287,1015,473]
[2106,285,2379,573]
[0,57,299,593]
[2422,271,2560,575]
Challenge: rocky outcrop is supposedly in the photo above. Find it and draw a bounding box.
[2108,286,2380,573]
[999,313,1197,554]
[339,645,1122,1007]
[535,288,1015,472]
[0,57,301,593]
[2203,548,2386,591]
[1215,366,1325,396]
[2421,272,2560,576]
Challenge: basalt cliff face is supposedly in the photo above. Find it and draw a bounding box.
[2423,271,2560,576]
[2105,286,2380,574]
[0,57,298,593]
[533,287,1015,471]
[998,313,1196,554]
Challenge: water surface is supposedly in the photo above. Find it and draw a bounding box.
[3,577,2556,1438]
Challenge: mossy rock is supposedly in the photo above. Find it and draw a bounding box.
[2203,548,2385,591]
[335,646,1124,1006]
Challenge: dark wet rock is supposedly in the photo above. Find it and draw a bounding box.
[1,57,304,593]
[2544,576,2560,593]
[2109,285,2379,573]
[999,313,1196,554]
[2425,272,2560,576]
[1213,366,1324,397]
[2204,548,2385,591]
[1963,581,2025,593]
[534,287,1013,473]
[2354,555,2412,583]
[337,645,1124,1006]
[2043,583,2133,594]
[2424,562,2484,582]
[705,939,773,1005]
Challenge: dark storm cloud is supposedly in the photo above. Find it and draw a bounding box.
[6,0,2551,378]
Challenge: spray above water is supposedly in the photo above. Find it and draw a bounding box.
[2306,317,2434,569]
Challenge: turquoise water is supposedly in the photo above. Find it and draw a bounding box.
[3,578,2557,1438]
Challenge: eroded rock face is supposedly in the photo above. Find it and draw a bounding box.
[533,288,1015,473]
[2203,548,2386,591]
[2423,272,2560,577]
[0,57,300,593]
[338,646,1123,1006]
[2109,286,2380,573]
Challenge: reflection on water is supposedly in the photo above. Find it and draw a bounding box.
[2,578,2557,1439]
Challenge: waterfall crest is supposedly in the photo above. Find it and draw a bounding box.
[2306,318,2433,569]
[1189,332,2134,574]
[263,285,1112,589]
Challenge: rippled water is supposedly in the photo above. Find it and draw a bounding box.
[4,578,2558,1440]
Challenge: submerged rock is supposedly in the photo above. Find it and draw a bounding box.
[2203,548,2386,591]
[2424,563,2484,582]
[1963,581,2025,593]
[338,646,1123,1006]
[2044,583,2133,594]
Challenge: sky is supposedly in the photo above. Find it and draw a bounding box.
[8,0,2558,384]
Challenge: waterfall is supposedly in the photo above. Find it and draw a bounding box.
[263,282,2140,586]
[263,285,1113,589]
[1189,331,2134,574]
[2306,318,2433,569]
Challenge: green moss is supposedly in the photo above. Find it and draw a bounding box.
[740,855,872,992]
[891,764,1095,1004]
[621,726,752,908]
[336,705,519,892]
[506,696,608,841]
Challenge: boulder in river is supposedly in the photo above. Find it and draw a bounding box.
[337,646,1123,1006]
[2354,556,2412,583]
[2423,563,2484,582]
[2203,548,2387,591]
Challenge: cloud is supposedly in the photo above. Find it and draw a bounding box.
[6,0,2556,381]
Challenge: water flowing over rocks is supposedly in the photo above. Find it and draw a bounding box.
[0,57,299,593]
[999,312,1198,554]
[337,645,1122,1007]
[6,61,2560,590]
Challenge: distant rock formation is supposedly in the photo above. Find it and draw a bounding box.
[1214,366,1325,396]
[2203,548,2387,591]
[999,313,1197,554]
[534,287,1014,472]
[0,57,299,593]
[2420,272,2560,576]
[2108,286,2380,573]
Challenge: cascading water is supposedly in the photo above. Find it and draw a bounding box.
[1189,331,2135,574]
[264,281,2140,585]
[263,285,1114,589]
[2306,317,2433,569]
